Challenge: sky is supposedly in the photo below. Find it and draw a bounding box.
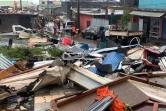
[0,0,39,5]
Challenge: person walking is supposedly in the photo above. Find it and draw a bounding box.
[98,28,106,49]
[53,22,57,37]
[71,25,76,39]
[8,38,13,49]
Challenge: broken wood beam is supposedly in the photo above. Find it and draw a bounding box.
[0,64,50,80]
[67,63,111,85]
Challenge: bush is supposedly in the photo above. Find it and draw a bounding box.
[48,47,63,57]
[0,46,43,60]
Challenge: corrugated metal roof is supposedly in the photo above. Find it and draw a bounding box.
[129,11,165,17]
[0,54,13,69]
[102,52,124,71]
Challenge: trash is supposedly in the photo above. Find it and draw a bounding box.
[62,37,73,45]
[51,77,149,111]
[80,44,89,50]
[127,47,144,60]
[95,61,112,73]
[159,57,166,71]
[84,96,117,111]
[32,66,70,91]
[67,64,111,89]
[102,52,124,71]
[20,106,27,111]
[28,37,47,43]
[95,87,123,111]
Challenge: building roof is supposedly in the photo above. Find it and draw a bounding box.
[0,1,36,7]
[71,8,123,16]
[130,11,165,18]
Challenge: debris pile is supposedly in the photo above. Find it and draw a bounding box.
[1,23,166,111]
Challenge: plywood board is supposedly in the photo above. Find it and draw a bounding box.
[52,78,149,111]
[129,80,166,102]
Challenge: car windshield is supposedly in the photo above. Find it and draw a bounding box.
[67,22,75,26]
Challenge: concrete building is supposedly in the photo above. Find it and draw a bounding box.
[71,8,123,30]
[39,0,61,7]
[129,0,166,39]
[62,0,138,19]
[0,14,38,33]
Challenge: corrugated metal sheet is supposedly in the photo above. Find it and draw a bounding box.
[0,54,13,69]
[129,11,165,17]
[102,52,124,71]
[91,18,109,27]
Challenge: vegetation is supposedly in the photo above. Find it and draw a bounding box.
[119,9,130,30]
[48,47,63,57]
[0,46,62,60]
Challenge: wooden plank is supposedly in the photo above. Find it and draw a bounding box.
[8,64,50,78]
[153,103,159,111]
[119,73,166,88]
[68,70,107,89]
[0,66,49,84]
[51,76,149,111]
[109,31,143,37]
[0,65,16,80]
[129,80,166,102]
[0,63,50,80]
[67,64,111,85]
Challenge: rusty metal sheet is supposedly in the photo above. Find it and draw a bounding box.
[132,103,153,111]
[133,101,166,111]
[51,77,149,111]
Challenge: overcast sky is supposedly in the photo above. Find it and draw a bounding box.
[0,0,39,5]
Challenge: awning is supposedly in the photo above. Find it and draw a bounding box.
[129,11,165,17]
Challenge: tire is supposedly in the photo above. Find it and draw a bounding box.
[91,34,95,40]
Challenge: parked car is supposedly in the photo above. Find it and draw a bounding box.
[12,25,36,35]
[82,26,105,40]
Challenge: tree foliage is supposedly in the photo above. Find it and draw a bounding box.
[119,9,130,30]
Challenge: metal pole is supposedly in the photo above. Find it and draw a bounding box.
[20,0,22,10]
[105,0,108,19]
[77,0,80,29]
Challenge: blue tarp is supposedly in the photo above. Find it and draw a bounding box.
[89,52,124,75]
[80,44,89,50]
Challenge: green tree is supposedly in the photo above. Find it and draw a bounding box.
[119,9,130,30]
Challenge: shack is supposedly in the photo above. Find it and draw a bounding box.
[0,13,38,33]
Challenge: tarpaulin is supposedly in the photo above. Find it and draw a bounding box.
[89,67,107,77]
[80,44,89,50]
[95,86,124,111]
[102,52,124,71]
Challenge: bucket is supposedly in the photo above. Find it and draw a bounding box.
[62,37,72,45]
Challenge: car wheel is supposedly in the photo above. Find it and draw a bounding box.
[91,34,95,40]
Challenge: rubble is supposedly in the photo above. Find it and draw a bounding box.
[1,10,166,111]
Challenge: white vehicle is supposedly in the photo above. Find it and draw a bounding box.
[12,25,31,34]
[105,25,121,37]
[12,25,36,35]
[64,21,75,31]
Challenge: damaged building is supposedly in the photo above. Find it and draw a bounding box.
[0,13,38,33]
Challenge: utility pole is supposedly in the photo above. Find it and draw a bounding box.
[105,0,108,19]
[77,0,80,29]
[20,0,22,10]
